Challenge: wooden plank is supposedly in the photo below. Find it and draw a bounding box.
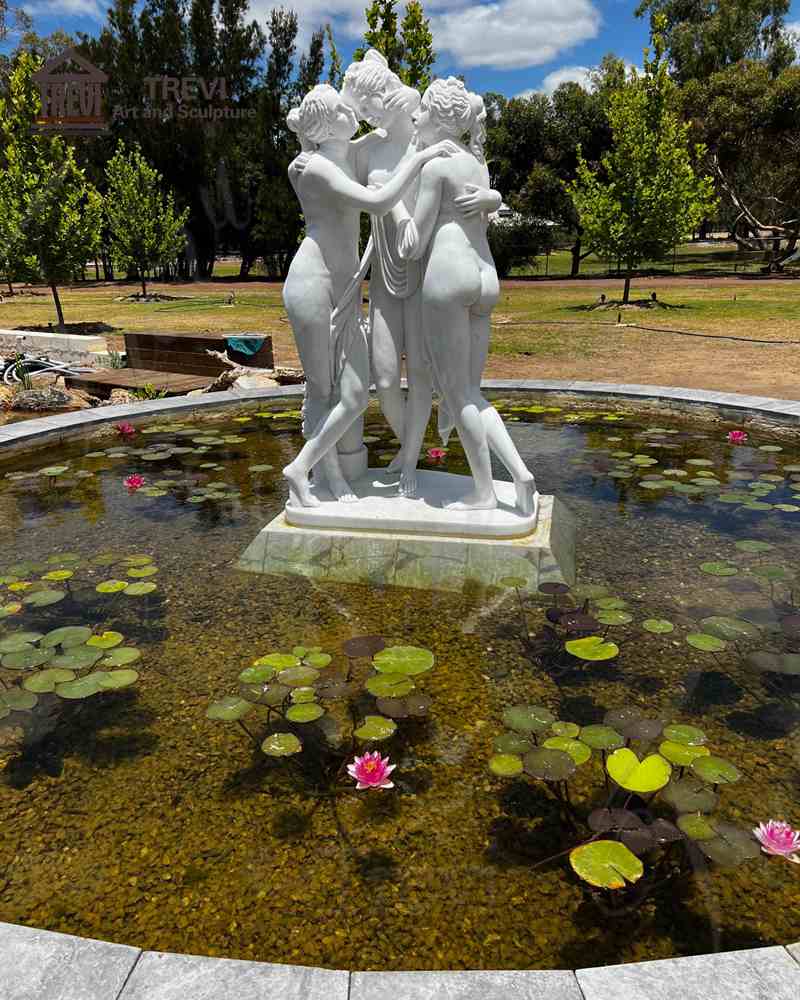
[123,332,273,375]
[122,348,228,376]
[65,368,211,399]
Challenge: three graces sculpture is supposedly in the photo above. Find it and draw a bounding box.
[281,52,539,522]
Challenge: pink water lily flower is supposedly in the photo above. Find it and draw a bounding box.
[347,751,395,790]
[727,430,748,444]
[115,422,136,437]
[124,474,145,492]
[426,447,448,462]
[753,820,800,862]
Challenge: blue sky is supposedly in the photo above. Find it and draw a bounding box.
[8,0,800,97]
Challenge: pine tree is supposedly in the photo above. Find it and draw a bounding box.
[105,141,189,297]
[325,23,344,89]
[355,0,404,72]
[400,0,434,90]
[567,20,717,303]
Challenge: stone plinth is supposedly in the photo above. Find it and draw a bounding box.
[237,491,575,593]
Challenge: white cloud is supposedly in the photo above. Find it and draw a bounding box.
[22,0,104,17]
[536,64,593,95]
[428,0,601,69]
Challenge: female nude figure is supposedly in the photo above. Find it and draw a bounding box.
[280,84,456,508]
[398,78,539,516]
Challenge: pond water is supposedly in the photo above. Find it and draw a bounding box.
[0,397,798,971]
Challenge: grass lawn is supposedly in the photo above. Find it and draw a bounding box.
[1,268,799,400]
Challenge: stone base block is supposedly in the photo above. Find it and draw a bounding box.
[237,494,575,593]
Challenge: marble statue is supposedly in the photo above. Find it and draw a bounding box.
[280,71,539,523]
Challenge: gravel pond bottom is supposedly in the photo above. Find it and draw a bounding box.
[0,395,798,971]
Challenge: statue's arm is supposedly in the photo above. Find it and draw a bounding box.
[397,161,444,260]
[349,129,387,184]
[454,184,502,218]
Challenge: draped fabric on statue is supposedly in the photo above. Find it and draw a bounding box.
[330,239,373,389]
[370,212,421,300]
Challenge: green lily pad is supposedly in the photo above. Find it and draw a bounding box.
[489,753,523,777]
[697,823,761,867]
[127,566,158,578]
[659,740,711,767]
[746,651,800,675]
[51,647,104,670]
[0,636,36,654]
[39,465,69,477]
[642,619,674,634]
[596,610,633,626]
[261,732,302,756]
[677,813,718,840]
[286,702,325,723]
[686,633,727,652]
[579,724,624,750]
[56,674,104,699]
[752,565,793,581]
[354,715,397,741]
[372,645,434,676]
[41,626,92,649]
[41,570,73,582]
[22,590,65,607]
[96,580,128,594]
[254,653,300,670]
[277,665,320,687]
[691,755,740,785]
[735,539,774,553]
[700,562,738,577]
[551,721,580,738]
[23,668,75,692]
[494,732,532,754]
[565,636,619,661]
[662,724,707,746]
[543,736,591,765]
[124,555,153,566]
[103,647,142,666]
[499,576,528,588]
[97,669,139,690]
[595,597,628,610]
[699,616,759,641]
[303,652,332,669]
[206,696,253,721]
[1,648,52,670]
[1,687,38,710]
[124,583,157,596]
[686,458,714,466]
[570,840,643,889]
[290,686,317,704]
[607,747,672,793]
[365,673,415,697]
[523,747,576,781]
[87,631,124,650]
[503,704,555,734]
[239,664,276,684]
[661,776,719,813]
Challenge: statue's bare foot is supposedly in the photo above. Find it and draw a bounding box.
[514,474,539,517]
[284,462,320,508]
[398,468,418,498]
[328,472,358,504]
[445,490,497,511]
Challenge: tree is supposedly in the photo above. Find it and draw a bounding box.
[105,141,189,296]
[635,0,795,83]
[355,0,436,88]
[297,27,325,98]
[567,24,717,303]
[325,23,343,89]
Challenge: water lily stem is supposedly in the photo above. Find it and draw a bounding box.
[236,719,259,747]
[515,587,529,638]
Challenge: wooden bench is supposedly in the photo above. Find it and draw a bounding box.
[65,332,274,399]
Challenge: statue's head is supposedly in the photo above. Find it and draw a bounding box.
[342,49,418,128]
[467,91,487,163]
[290,84,359,145]
[414,77,472,149]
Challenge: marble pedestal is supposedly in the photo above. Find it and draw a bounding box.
[237,471,575,593]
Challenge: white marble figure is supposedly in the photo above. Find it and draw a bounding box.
[397,78,539,516]
[280,84,458,508]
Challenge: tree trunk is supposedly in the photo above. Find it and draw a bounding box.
[94,257,100,281]
[570,237,582,278]
[141,274,147,297]
[50,283,65,328]
[6,279,13,295]
[239,255,254,279]
[622,272,632,305]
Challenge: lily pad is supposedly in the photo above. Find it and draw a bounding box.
[0,636,36,654]
[595,597,628,610]
[261,732,302,756]
[41,626,92,649]
[23,668,75,692]
[752,565,793,581]
[659,740,711,767]
[56,674,104,699]
[87,631,124,650]
[239,664,276,684]
[22,590,65,607]
[303,652,332,669]
[677,813,717,840]
[565,636,619,661]
[124,583,157,596]
[662,723,707,746]
[96,580,128,594]
[697,823,760,867]
[551,721,580,738]
[51,647,104,670]
[607,747,672,793]
[254,653,301,670]
[286,702,325,723]
[290,687,317,704]
[1,648,52,670]
[127,566,158,578]
[691,755,740,785]
[543,736,591,765]
[372,645,434,676]
[699,616,759,641]
[354,715,397,741]
[596,610,633,626]
[746,651,800,675]
[97,669,139,690]
[569,840,643,890]
[503,704,555,734]
[579,724,624,750]
[277,665,320,687]
[207,696,253,721]
[1,687,38,711]
[494,732,532,754]
[661,776,719,813]
[686,633,727,652]
[489,753,523,777]
[103,647,142,666]
[642,618,674,634]
[735,539,774,553]
[700,562,738,577]
[522,747,576,781]
[365,673,415,697]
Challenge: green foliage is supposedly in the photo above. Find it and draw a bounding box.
[487,218,551,279]
[355,0,435,90]
[325,23,344,89]
[130,384,168,401]
[567,27,717,302]
[105,141,189,296]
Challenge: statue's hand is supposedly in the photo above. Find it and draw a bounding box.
[422,139,460,162]
[383,86,421,118]
[454,183,497,218]
[290,152,313,177]
[397,217,420,260]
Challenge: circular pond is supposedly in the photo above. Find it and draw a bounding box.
[0,395,798,971]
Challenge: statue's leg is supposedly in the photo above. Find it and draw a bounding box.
[398,290,433,497]
[370,277,407,445]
